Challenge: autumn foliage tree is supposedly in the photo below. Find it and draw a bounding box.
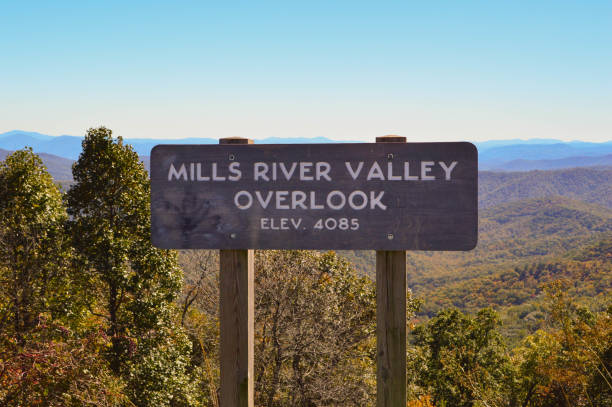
[0,318,128,406]
[178,250,220,406]
[254,250,377,406]
[513,281,612,407]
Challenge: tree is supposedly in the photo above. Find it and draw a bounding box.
[411,308,513,407]
[0,148,73,339]
[254,250,378,406]
[0,317,129,406]
[66,127,194,406]
[179,250,220,407]
[513,281,612,407]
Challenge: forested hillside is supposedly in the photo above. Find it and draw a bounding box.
[414,240,611,342]
[344,196,611,276]
[1,130,610,406]
[341,173,612,345]
[419,239,611,314]
[479,167,612,208]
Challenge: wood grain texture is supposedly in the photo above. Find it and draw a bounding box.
[376,134,407,407]
[219,139,254,407]
[376,251,407,407]
[376,135,407,143]
[219,137,254,145]
[376,251,406,407]
[219,249,254,407]
[150,143,478,250]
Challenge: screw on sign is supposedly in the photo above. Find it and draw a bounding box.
[150,136,478,407]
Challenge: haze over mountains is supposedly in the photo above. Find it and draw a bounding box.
[2,130,612,176]
[0,131,359,161]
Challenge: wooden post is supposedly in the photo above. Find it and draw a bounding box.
[376,135,407,407]
[219,137,254,407]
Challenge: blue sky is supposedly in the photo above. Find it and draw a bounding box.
[1,1,610,142]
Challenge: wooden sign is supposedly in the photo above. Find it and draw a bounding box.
[150,143,477,250]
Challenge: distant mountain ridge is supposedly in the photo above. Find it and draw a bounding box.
[0,148,74,181]
[480,154,612,171]
[0,130,57,141]
[0,131,361,160]
[474,138,566,151]
[478,142,612,164]
[2,130,612,171]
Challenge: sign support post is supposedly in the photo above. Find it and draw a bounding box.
[375,135,407,407]
[219,137,254,407]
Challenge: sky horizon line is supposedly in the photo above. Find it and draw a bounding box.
[2,129,611,144]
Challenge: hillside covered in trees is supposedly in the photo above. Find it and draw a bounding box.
[1,128,610,406]
[342,170,612,343]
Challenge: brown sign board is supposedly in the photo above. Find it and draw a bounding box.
[150,143,477,250]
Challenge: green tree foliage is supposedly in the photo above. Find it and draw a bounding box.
[66,127,194,406]
[0,148,124,406]
[343,207,611,346]
[406,281,611,407]
[410,308,513,407]
[0,148,73,338]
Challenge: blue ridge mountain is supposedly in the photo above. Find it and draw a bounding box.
[0,131,360,160]
[0,148,74,181]
[481,154,612,171]
[3,131,611,169]
[478,142,612,164]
